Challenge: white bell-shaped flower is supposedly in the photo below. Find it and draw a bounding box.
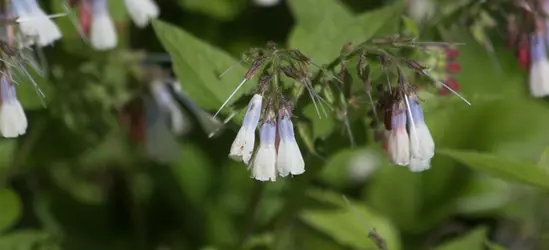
[229,94,262,164]
[13,0,62,46]
[407,97,434,171]
[90,0,118,50]
[0,77,27,138]
[276,109,304,177]
[387,103,410,166]
[124,0,159,28]
[529,32,549,97]
[249,113,277,182]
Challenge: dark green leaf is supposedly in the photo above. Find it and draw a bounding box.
[0,188,22,233]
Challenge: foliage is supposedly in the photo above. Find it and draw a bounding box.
[2,0,549,250]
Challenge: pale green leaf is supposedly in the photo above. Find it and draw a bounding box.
[152,20,248,114]
[302,189,401,250]
[435,227,488,250]
[437,149,549,190]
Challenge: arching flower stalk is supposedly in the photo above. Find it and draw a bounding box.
[217,35,467,179]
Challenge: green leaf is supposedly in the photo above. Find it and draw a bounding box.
[319,147,382,188]
[302,103,335,139]
[0,188,22,233]
[402,16,420,37]
[301,190,401,250]
[435,227,488,250]
[152,20,248,115]
[437,149,549,190]
[288,1,404,65]
[0,230,59,250]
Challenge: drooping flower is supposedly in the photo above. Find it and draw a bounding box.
[386,102,410,166]
[12,0,62,47]
[276,107,304,177]
[406,0,435,23]
[0,75,27,138]
[123,0,159,28]
[229,94,262,164]
[528,32,549,97]
[149,80,189,135]
[249,112,277,182]
[406,96,434,172]
[90,0,117,50]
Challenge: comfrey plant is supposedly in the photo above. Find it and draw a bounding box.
[67,0,159,51]
[214,37,469,181]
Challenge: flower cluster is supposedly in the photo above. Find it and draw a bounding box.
[421,46,461,95]
[384,94,434,172]
[68,0,159,50]
[505,0,549,97]
[229,94,304,182]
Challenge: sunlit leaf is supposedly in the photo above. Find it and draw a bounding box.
[152,20,248,116]
[0,189,21,233]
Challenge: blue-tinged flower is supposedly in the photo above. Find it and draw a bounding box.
[249,112,277,182]
[149,80,189,136]
[276,108,304,177]
[0,76,27,138]
[529,32,549,97]
[12,0,62,47]
[229,94,262,164]
[407,97,434,172]
[123,0,159,28]
[90,0,117,50]
[387,102,410,166]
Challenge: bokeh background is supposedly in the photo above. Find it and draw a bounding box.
[2,0,549,249]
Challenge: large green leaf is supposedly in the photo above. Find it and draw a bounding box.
[152,20,248,114]
[0,230,59,250]
[301,189,401,250]
[437,149,549,190]
[434,227,488,250]
[288,0,404,65]
[0,188,22,233]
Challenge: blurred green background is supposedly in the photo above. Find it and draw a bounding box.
[2,0,549,249]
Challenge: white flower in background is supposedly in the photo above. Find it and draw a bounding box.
[347,149,381,184]
[276,108,304,177]
[12,0,62,47]
[229,94,262,164]
[406,0,435,23]
[407,97,434,172]
[90,0,117,50]
[249,112,277,182]
[0,76,27,138]
[529,32,549,97]
[144,95,181,163]
[149,80,189,135]
[253,0,282,7]
[123,0,159,28]
[387,103,410,166]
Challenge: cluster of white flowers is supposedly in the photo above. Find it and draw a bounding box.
[72,0,159,50]
[386,96,434,172]
[229,94,305,182]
